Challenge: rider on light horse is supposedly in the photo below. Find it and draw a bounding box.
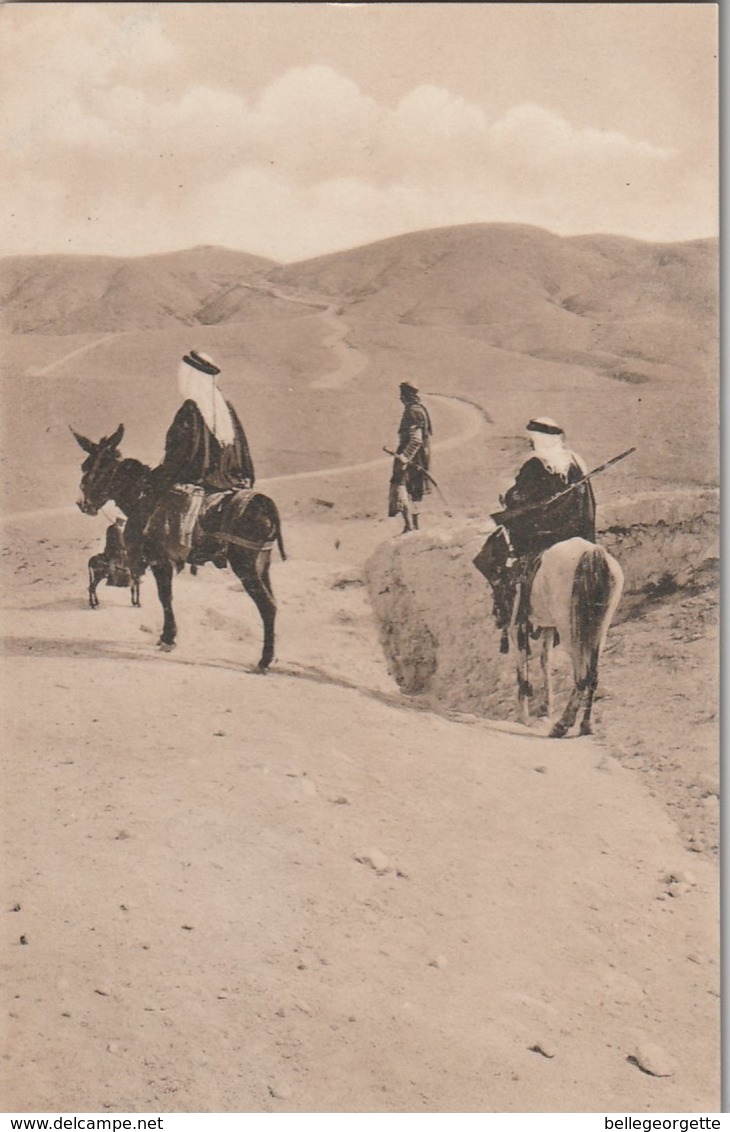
[478,417,596,652]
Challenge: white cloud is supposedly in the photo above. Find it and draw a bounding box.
[249,66,382,182]
[490,103,675,162]
[0,31,711,259]
[96,83,250,157]
[393,85,488,139]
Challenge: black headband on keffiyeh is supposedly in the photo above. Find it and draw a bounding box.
[526,418,564,436]
[182,350,221,377]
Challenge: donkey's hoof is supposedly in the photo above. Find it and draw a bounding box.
[579,722,593,737]
[158,639,176,652]
[549,724,567,739]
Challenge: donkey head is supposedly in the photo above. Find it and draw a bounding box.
[71,423,125,515]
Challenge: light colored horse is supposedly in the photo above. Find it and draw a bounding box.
[509,537,624,738]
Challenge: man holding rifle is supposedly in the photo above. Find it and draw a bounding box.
[388,381,433,534]
[475,416,596,647]
[500,416,596,554]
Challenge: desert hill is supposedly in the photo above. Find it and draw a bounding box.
[2,226,717,369]
[270,224,717,376]
[0,246,276,335]
[0,222,718,515]
[277,223,717,324]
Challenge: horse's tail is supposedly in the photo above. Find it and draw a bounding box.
[570,545,615,689]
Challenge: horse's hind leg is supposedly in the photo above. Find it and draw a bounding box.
[549,685,584,738]
[578,651,600,736]
[516,663,532,724]
[512,639,532,725]
[550,650,598,738]
[130,577,141,607]
[537,629,554,719]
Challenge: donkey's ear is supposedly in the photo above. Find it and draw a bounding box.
[69,426,95,454]
[106,423,125,449]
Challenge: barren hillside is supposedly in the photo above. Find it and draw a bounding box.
[2,227,717,379]
[0,247,276,336]
[268,224,717,373]
[0,225,718,519]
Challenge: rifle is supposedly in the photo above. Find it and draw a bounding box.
[490,446,636,526]
[383,447,450,510]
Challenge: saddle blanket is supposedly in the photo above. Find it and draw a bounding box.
[200,487,257,527]
[143,484,205,561]
[144,485,262,562]
[106,562,132,587]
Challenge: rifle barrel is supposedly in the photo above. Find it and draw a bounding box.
[490,446,636,526]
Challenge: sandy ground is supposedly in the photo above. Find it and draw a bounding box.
[0,270,720,1113]
[0,505,720,1114]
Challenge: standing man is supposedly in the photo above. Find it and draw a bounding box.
[388,381,433,533]
[475,416,596,649]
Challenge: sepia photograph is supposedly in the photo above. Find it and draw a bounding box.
[0,1,721,1118]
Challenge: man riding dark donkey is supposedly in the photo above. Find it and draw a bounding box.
[145,349,256,568]
[388,381,433,533]
[475,417,596,652]
[103,516,131,585]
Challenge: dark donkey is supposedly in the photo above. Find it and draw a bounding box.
[72,424,285,670]
[87,550,141,609]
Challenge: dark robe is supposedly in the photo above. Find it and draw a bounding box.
[502,455,596,558]
[389,400,433,507]
[156,399,255,492]
[103,523,127,562]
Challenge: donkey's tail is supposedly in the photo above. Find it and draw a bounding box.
[570,545,615,689]
[276,520,287,561]
[266,497,286,560]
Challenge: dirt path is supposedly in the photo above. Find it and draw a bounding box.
[260,392,485,489]
[29,333,121,377]
[310,306,369,391]
[0,511,720,1113]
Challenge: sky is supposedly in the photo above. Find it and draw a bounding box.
[0,2,719,262]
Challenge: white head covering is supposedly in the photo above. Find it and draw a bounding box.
[177,350,235,446]
[526,417,578,479]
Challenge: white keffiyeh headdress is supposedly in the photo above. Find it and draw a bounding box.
[177,350,235,446]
